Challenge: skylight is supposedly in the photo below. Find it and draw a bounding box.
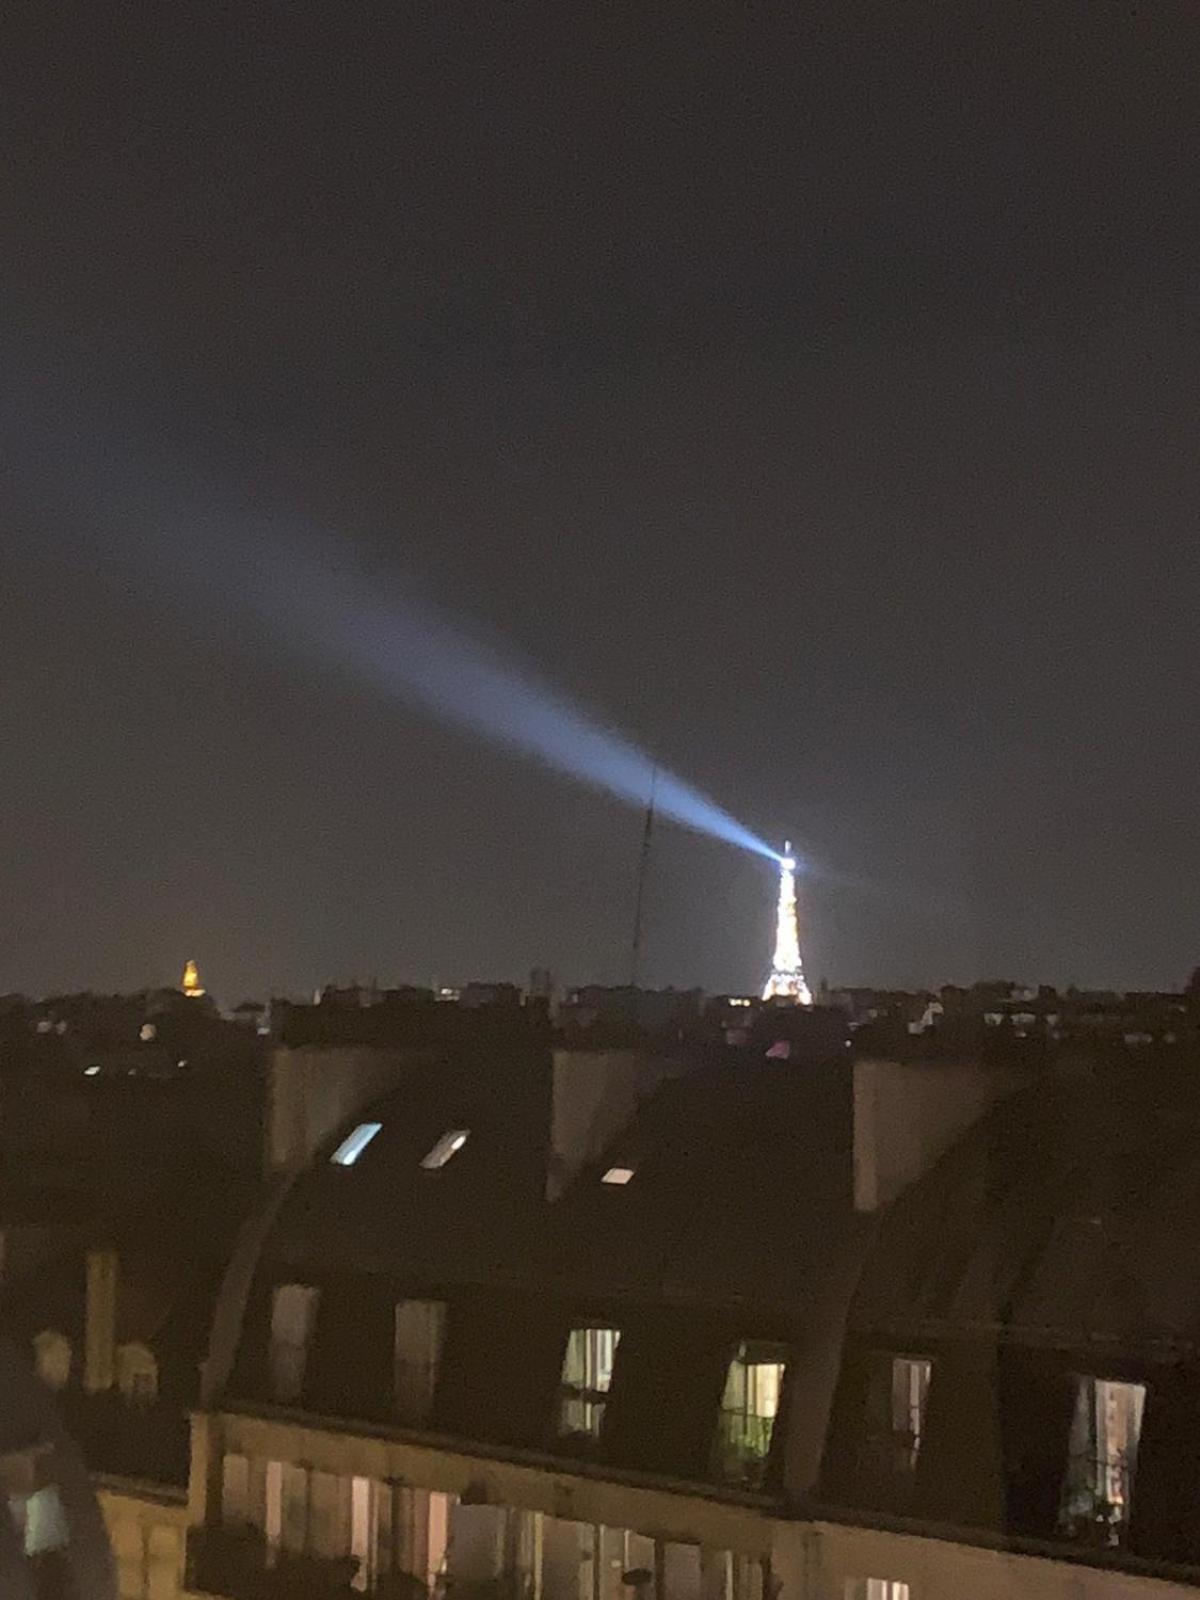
[330,1121,383,1167]
[602,1166,635,1185]
[421,1129,470,1170]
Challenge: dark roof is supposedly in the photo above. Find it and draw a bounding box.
[265,1046,554,1290]
[849,1062,1200,1349]
[546,1062,862,1315]
[251,1051,864,1322]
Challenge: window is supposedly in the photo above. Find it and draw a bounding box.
[420,1129,470,1169]
[222,1454,252,1528]
[350,1477,377,1592]
[700,1550,767,1600]
[713,1342,787,1487]
[331,1122,383,1166]
[32,1330,72,1392]
[601,1166,635,1185]
[262,1460,309,1561]
[559,1327,620,1440]
[394,1299,447,1423]
[10,1485,70,1560]
[1058,1375,1146,1547]
[116,1341,158,1405]
[862,1354,932,1484]
[269,1283,320,1404]
[392,1485,453,1590]
[845,1582,909,1600]
[264,1460,283,1557]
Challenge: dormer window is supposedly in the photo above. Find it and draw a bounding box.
[714,1341,788,1487]
[32,1330,72,1392]
[116,1342,158,1406]
[269,1284,320,1404]
[1059,1375,1146,1547]
[394,1299,448,1424]
[861,1353,932,1492]
[559,1327,620,1441]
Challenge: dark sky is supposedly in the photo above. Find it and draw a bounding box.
[1,2,1197,1001]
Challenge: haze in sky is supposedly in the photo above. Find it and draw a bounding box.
[1,2,1196,999]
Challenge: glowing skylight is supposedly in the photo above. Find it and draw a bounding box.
[330,1121,383,1167]
[421,1129,470,1169]
[602,1166,635,1185]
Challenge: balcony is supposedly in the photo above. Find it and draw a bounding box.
[711,1411,775,1490]
[188,1527,537,1600]
[188,1526,393,1599]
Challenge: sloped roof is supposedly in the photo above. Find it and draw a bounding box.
[256,1050,865,1321]
[849,1062,1200,1349]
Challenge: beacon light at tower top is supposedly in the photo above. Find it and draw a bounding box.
[763,841,813,1006]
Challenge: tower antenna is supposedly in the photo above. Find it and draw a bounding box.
[629,767,658,989]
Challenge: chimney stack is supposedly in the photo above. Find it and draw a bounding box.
[84,1245,118,1393]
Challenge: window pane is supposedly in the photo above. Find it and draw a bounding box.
[860,1352,932,1494]
[222,1454,251,1527]
[1058,1375,1147,1547]
[713,1341,788,1487]
[559,1327,621,1440]
[269,1284,320,1404]
[350,1477,376,1592]
[395,1299,448,1423]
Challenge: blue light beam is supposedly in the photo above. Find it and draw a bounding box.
[214,531,779,862]
[0,348,777,864]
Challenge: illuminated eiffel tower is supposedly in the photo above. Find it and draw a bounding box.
[762,843,812,1005]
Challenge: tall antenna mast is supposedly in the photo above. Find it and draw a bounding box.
[629,767,658,989]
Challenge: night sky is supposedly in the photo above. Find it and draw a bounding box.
[2,2,1197,1002]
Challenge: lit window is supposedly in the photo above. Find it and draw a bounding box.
[32,1329,72,1391]
[714,1341,788,1487]
[331,1121,383,1166]
[266,1461,307,1557]
[559,1327,620,1441]
[264,1460,283,1558]
[221,1454,251,1528]
[845,1582,910,1600]
[82,1065,100,1077]
[350,1476,380,1592]
[862,1353,932,1487]
[420,1129,470,1169]
[269,1283,320,1404]
[9,1485,70,1557]
[1058,1375,1146,1547]
[394,1299,447,1424]
[602,1166,635,1185]
[115,1341,158,1405]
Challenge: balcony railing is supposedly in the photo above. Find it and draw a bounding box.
[712,1411,775,1489]
[1058,1451,1136,1549]
[189,1527,539,1600]
[188,1525,424,1599]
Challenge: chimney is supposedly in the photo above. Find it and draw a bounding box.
[852,1057,1028,1212]
[546,1049,685,1201]
[84,1245,118,1393]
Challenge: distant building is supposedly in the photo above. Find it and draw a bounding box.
[561,985,703,1035]
[180,961,205,1000]
[9,980,1200,1598]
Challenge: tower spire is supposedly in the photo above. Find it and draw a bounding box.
[763,843,812,1005]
